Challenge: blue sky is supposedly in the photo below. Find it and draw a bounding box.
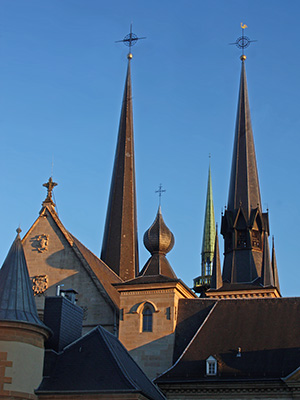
[0,0,299,296]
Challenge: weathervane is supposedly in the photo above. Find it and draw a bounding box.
[230,23,257,60]
[155,184,166,206]
[115,24,146,58]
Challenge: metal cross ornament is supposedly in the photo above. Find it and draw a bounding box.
[115,24,146,57]
[229,23,257,58]
[155,184,166,206]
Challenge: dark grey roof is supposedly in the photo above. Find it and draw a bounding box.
[156,297,300,383]
[37,325,165,400]
[101,58,139,281]
[0,230,45,327]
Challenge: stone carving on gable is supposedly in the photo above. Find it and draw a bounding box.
[32,275,48,295]
[30,234,49,253]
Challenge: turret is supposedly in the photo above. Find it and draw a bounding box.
[0,229,50,398]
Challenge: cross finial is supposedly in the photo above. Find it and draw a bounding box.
[155,183,166,206]
[229,23,257,60]
[43,177,57,207]
[115,23,146,58]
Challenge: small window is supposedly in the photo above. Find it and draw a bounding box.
[142,306,153,332]
[206,356,217,376]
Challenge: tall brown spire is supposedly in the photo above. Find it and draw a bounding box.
[221,58,271,284]
[227,59,261,216]
[101,57,139,281]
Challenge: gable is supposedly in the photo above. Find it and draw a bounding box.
[22,206,121,333]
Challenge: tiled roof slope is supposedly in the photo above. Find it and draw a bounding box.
[37,325,166,400]
[157,297,300,382]
[70,234,122,308]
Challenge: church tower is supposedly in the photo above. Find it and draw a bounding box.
[0,229,50,399]
[193,164,216,293]
[115,206,196,379]
[207,55,281,299]
[101,54,139,281]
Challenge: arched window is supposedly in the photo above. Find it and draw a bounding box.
[142,305,153,332]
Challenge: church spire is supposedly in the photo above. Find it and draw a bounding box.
[101,56,139,281]
[221,57,272,285]
[193,164,216,293]
[201,163,216,277]
[227,58,261,217]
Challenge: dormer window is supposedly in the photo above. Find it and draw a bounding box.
[206,356,217,376]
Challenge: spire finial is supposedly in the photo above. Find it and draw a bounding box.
[16,227,22,236]
[43,177,57,206]
[229,23,257,59]
[116,23,146,58]
[155,183,166,207]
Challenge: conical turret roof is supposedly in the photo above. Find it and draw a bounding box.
[101,57,139,281]
[0,229,44,326]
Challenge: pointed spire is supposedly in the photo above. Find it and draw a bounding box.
[139,206,177,279]
[101,58,139,281]
[221,58,271,285]
[210,226,222,290]
[0,229,44,326]
[227,59,261,217]
[261,233,274,287]
[272,236,280,293]
[201,163,216,277]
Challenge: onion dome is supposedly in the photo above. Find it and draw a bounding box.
[143,206,174,255]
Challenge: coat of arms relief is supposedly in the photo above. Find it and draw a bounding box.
[30,234,49,253]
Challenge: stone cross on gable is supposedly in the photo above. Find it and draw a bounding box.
[43,177,57,206]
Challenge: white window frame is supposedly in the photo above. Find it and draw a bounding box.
[206,356,217,376]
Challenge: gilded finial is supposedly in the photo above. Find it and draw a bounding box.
[229,23,257,59]
[116,23,146,58]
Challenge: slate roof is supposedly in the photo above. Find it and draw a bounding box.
[0,230,46,327]
[156,297,300,383]
[37,325,166,400]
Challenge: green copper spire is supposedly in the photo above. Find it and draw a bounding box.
[193,164,216,294]
[201,164,216,277]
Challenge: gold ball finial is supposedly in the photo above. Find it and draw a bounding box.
[127,53,133,59]
[240,55,247,61]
